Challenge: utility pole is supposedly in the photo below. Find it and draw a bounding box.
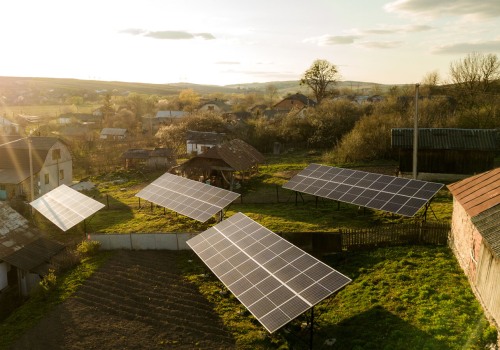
[413,84,420,180]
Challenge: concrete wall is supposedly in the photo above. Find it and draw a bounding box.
[89,233,197,251]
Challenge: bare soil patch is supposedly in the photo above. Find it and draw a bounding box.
[11,250,236,350]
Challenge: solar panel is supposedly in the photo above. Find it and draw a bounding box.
[30,184,105,231]
[136,173,240,222]
[283,164,443,217]
[187,212,351,333]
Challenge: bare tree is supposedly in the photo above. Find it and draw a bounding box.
[300,59,341,104]
[449,52,499,98]
[420,70,440,96]
[265,84,278,107]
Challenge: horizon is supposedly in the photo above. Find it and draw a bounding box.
[0,0,499,86]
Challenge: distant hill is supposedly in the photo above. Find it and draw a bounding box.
[0,76,397,105]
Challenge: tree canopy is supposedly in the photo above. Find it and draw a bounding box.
[300,59,341,104]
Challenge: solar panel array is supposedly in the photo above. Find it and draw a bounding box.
[136,173,240,222]
[30,184,105,231]
[187,212,351,333]
[283,164,443,217]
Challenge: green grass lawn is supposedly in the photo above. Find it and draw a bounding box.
[182,245,497,349]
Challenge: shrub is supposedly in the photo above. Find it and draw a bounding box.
[76,240,101,257]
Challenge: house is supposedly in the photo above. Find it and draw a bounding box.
[448,168,500,327]
[175,139,265,190]
[0,136,73,200]
[391,128,498,175]
[142,110,187,134]
[0,202,64,297]
[198,99,231,113]
[0,116,20,135]
[100,128,127,140]
[272,93,316,113]
[186,130,226,155]
[121,148,176,170]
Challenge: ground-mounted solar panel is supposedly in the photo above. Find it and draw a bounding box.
[30,184,105,231]
[136,173,240,222]
[283,164,443,217]
[187,212,351,333]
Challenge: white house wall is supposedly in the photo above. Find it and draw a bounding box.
[38,141,73,196]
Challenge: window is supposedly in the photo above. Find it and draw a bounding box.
[52,149,61,160]
[44,174,50,185]
[59,169,64,181]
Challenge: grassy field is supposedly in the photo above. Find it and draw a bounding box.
[0,104,99,119]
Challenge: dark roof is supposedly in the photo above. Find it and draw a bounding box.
[2,237,64,274]
[199,100,231,112]
[150,148,174,157]
[391,128,498,150]
[274,93,317,108]
[186,130,226,144]
[198,139,265,171]
[471,204,500,258]
[0,136,63,180]
[447,168,500,217]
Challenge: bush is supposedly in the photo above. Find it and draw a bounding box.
[35,269,57,299]
[76,240,101,257]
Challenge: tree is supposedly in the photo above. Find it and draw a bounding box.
[420,70,440,96]
[300,59,341,104]
[265,84,278,107]
[449,52,500,100]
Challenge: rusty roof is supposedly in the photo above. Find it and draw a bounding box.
[198,139,265,171]
[471,204,500,258]
[391,128,498,150]
[447,167,500,217]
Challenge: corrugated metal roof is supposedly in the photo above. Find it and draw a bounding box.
[100,128,127,136]
[447,168,500,217]
[186,130,226,144]
[391,128,498,150]
[2,237,64,272]
[471,204,500,258]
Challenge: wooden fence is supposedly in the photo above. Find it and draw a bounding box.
[281,221,450,254]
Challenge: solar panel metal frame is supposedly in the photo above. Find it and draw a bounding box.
[30,184,105,231]
[187,212,351,333]
[135,173,240,222]
[283,164,443,217]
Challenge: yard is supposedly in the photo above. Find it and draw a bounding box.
[1,150,497,349]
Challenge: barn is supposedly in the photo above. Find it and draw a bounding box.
[447,168,500,328]
[391,128,498,175]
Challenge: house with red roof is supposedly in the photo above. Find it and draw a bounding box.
[448,168,500,327]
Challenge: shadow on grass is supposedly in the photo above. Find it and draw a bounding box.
[316,305,450,350]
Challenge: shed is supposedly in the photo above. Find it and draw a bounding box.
[121,148,176,170]
[392,128,498,175]
[0,202,64,297]
[448,168,500,327]
[176,139,265,190]
[100,128,127,140]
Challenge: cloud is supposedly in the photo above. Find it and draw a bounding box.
[361,24,433,34]
[215,61,240,65]
[385,0,500,19]
[120,28,216,40]
[359,41,403,49]
[432,39,500,54]
[304,35,360,46]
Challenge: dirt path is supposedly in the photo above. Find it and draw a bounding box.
[11,250,236,350]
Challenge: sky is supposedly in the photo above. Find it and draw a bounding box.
[0,0,499,86]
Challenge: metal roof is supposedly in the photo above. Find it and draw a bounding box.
[447,168,500,218]
[391,128,498,150]
[471,204,500,258]
[186,130,226,144]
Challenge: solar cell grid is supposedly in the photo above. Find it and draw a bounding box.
[187,212,351,333]
[283,164,443,217]
[136,173,240,222]
[30,184,105,231]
